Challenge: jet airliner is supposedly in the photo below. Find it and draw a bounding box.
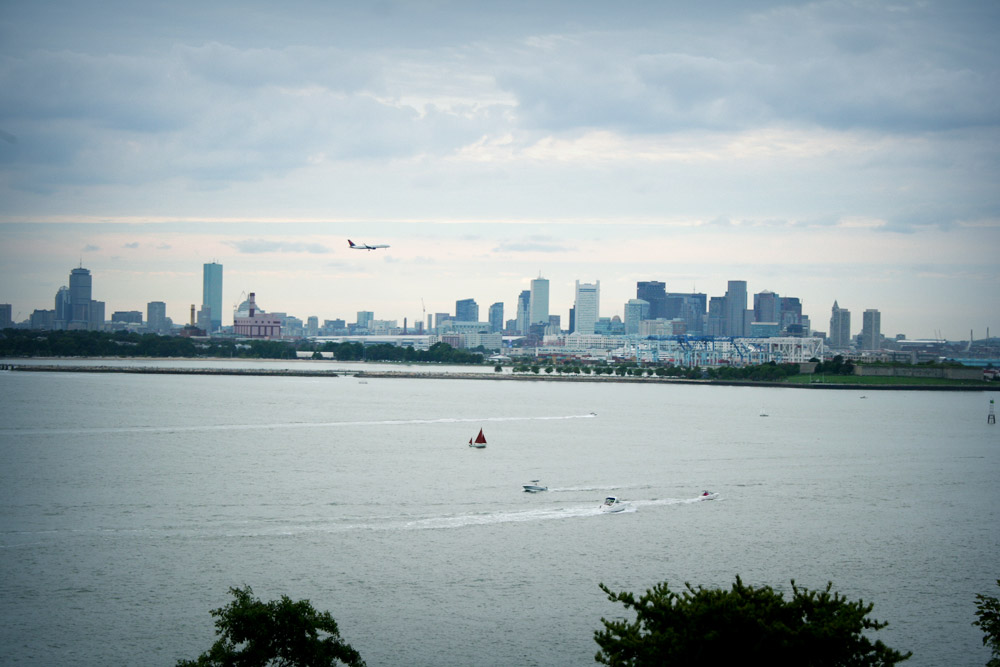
[348,240,390,251]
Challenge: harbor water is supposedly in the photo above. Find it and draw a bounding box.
[0,367,997,665]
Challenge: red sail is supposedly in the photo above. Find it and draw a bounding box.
[474,428,487,444]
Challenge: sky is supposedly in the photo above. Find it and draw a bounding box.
[1,0,998,340]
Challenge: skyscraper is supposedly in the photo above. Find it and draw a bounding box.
[573,280,600,334]
[529,275,549,325]
[624,298,649,336]
[69,267,92,329]
[455,298,478,322]
[636,281,667,319]
[488,302,504,333]
[516,290,530,334]
[724,280,748,337]
[753,290,780,324]
[147,301,167,333]
[830,301,851,348]
[0,303,11,329]
[202,262,223,332]
[862,308,881,350]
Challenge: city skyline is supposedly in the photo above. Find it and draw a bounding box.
[1,2,998,340]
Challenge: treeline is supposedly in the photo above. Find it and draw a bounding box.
[513,360,800,381]
[0,329,288,359]
[0,329,484,364]
[309,341,484,364]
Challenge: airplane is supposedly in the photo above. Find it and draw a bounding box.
[348,239,390,251]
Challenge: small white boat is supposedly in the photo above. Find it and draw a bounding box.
[523,480,547,493]
[468,428,487,448]
[600,496,627,513]
[759,408,769,417]
[699,490,719,500]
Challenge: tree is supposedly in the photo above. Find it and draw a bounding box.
[975,580,1000,667]
[594,577,910,666]
[178,585,365,667]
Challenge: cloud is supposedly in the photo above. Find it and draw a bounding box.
[227,239,331,254]
[493,236,573,253]
[123,242,140,248]
[83,244,100,251]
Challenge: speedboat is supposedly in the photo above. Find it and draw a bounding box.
[699,490,719,500]
[523,480,548,493]
[600,496,627,513]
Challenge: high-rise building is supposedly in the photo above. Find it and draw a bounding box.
[529,276,549,325]
[0,303,11,329]
[488,302,504,333]
[307,316,319,337]
[516,290,531,334]
[830,301,851,348]
[202,262,223,332]
[862,309,881,351]
[624,298,649,336]
[707,296,725,336]
[779,296,803,331]
[455,298,478,322]
[665,292,707,335]
[69,267,92,329]
[147,301,167,333]
[637,281,667,320]
[573,280,600,334]
[356,311,374,330]
[89,300,105,330]
[753,290,780,324]
[724,280,748,337]
[54,286,70,328]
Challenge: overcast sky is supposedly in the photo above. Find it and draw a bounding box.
[1,0,998,340]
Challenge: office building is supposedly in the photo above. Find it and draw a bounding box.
[516,290,531,334]
[830,301,851,348]
[488,302,504,333]
[573,280,600,335]
[356,311,374,331]
[147,301,167,333]
[202,262,223,332]
[665,292,707,335]
[111,310,143,324]
[754,290,780,324]
[724,280,748,337]
[530,276,549,325]
[68,267,92,329]
[0,303,11,328]
[636,281,667,320]
[624,298,650,336]
[862,308,881,351]
[455,298,479,322]
[54,286,71,328]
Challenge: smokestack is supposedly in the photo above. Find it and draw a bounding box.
[190,304,195,326]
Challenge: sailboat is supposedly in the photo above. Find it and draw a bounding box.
[468,428,487,448]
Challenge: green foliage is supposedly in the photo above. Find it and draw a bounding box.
[177,585,364,667]
[594,577,910,666]
[705,362,800,382]
[975,580,1000,667]
[814,355,856,376]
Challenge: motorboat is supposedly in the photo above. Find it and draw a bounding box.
[523,480,547,493]
[699,490,719,500]
[600,496,627,513]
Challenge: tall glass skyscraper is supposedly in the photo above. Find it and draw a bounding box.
[68,267,92,329]
[573,280,600,334]
[529,275,549,325]
[202,262,223,332]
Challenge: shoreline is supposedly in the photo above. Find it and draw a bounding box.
[4,362,997,391]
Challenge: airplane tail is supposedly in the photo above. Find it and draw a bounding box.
[347,240,356,247]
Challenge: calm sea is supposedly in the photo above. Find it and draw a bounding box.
[0,365,997,665]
